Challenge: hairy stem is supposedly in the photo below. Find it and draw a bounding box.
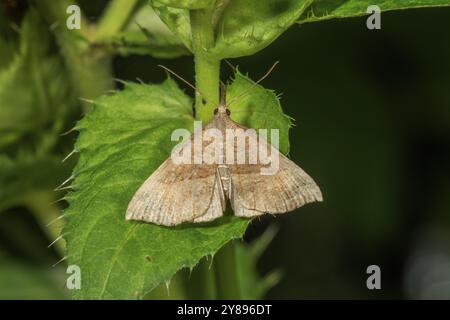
[190,7,242,299]
[190,8,221,122]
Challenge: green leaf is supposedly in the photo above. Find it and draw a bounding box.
[103,5,189,58]
[227,71,293,155]
[151,1,193,51]
[210,0,314,59]
[0,9,77,150]
[63,79,248,299]
[152,0,314,59]
[152,0,450,58]
[64,71,292,298]
[298,0,450,24]
[154,0,215,9]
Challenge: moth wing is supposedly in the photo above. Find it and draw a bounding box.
[226,120,322,217]
[126,122,224,226]
[194,171,226,223]
[231,155,323,217]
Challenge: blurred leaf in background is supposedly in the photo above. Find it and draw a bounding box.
[0,7,78,212]
[0,4,79,299]
[0,8,78,151]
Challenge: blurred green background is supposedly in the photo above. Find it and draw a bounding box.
[1,0,449,299]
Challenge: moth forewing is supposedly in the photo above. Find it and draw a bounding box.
[224,118,322,217]
[193,173,225,223]
[125,126,221,226]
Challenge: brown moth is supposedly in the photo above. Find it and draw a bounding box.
[126,89,322,226]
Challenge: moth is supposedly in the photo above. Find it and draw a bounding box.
[126,89,322,226]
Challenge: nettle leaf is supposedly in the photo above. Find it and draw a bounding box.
[151,0,315,59]
[64,73,292,299]
[211,0,314,59]
[106,5,189,58]
[151,1,192,51]
[227,72,292,155]
[298,0,450,24]
[155,0,215,9]
[64,79,245,299]
[0,9,77,150]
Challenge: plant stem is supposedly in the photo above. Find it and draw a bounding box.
[188,258,218,299]
[190,7,242,299]
[93,0,141,41]
[190,8,221,122]
[213,241,242,299]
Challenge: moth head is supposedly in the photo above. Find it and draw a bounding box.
[214,105,231,116]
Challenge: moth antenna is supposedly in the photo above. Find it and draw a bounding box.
[157,65,208,106]
[157,65,196,92]
[227,61,280,107]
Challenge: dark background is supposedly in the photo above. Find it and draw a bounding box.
[1,1,450,299]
